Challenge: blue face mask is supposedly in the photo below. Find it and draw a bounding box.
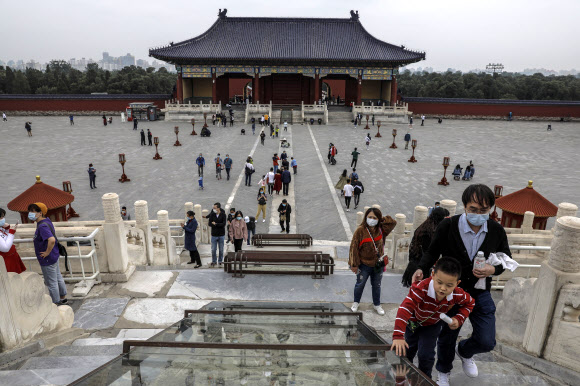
[466,213,489,226]
[236,217,242,220]
[0,219,5,227]
[28,212,37,221]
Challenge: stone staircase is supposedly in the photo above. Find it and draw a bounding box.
[328,111,354,125]
[0,332,157,385]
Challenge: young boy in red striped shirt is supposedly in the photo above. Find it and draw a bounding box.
[391,257,475,379]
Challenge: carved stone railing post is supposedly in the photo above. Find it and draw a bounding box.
[201,209,209,244]
[355,211,364,229]
[135,200,154,266]
[523,216,580,356]
[157,210,177,265]
[522,211,535,234]
[102,193,129,274]
[412,206,428,233]
[194,204,203,243]
[440,199,457,216]
[556,202,578,220]
[390,213,407,268]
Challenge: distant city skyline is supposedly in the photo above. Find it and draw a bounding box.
[1,1,579,72]
[0,51,175,72]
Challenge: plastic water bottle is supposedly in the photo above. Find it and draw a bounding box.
[439,313,453,325]
[474,251,486,270]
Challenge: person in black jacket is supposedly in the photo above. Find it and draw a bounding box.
[411,184,511,384]
[205,202,227,267]
[245,216,256,246]
[351,177,364,209]
[277,199,291,233]
[281,167,292,196]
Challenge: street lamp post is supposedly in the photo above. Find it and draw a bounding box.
[153,137,162,160]
[437,156,450,186]
[491,185,503,222]
[174,126,181,146]
[408,139,418,163]
[62,181,79,218]
[118,153,130,182]
[190,118,197,135]
[364,114,370,130]
[375,120,382,137]
[389,128,398,149]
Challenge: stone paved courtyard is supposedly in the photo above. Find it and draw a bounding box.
[1,116,578,241]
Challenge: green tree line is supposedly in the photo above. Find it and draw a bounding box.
[398,70,580,100]
[0,60,176,94]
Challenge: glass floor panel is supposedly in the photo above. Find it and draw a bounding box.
[72,348,434,385]
[70,303,435,385]
[147,313,385,347]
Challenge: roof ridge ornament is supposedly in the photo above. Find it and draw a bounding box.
[218,8,228,19]
[350,10,359,21]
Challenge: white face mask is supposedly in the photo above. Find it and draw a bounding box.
[213,209,218,213]
[366,218,378,227]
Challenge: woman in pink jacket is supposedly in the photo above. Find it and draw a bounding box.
[228,210,248,252]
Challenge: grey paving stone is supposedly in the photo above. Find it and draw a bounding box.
[48,344,123,357]
[0,367,95,385]
[19,355,116,370]
[72,297,130,329]
[168,270,408,304]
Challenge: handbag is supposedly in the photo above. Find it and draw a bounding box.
[366,227,387,273]
[42,222,69,272]
[280,214,287,222]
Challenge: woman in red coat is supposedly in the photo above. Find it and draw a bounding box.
[273,170,282,195]
[0,208,26,274]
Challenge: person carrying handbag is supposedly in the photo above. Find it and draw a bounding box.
[348,207,396,315]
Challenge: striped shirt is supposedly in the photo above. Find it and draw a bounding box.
[393,277,474,340]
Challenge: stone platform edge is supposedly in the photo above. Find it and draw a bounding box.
[495,342,580,386]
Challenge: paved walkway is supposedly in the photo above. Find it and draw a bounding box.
[1,117,578,241]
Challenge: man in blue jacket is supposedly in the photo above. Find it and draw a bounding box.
[404,132,411,149]
[224,155,233,181]
[281,167,292,196]
[196,153,205,177]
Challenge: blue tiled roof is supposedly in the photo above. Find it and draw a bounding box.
[149,15,425,65]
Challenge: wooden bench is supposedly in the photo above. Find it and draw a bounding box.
[224,250,334,279]
[252,233,313,248]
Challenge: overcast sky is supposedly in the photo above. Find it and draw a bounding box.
[2,0,578,72]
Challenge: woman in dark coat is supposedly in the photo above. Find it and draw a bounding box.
[182,211,201,267]
[273,170,282,195]
[401,207,449,287]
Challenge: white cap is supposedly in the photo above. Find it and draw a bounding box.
[244,216,250,223]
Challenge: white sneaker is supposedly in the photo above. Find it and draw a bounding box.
[262,219,266,222]
[437,371,450,386]
[456,344,478,377]
[350,302,359,312]
[346,209,350,212]
[373,305,385,315]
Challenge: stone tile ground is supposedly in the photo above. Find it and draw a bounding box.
[1,117,578,240]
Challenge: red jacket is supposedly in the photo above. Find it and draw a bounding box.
[0,226,26,274]
[393,277,474,340]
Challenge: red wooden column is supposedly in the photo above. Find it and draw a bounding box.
[356,74,362,105]
[254,72,260,103]
[176,72,183,103]
[390,75,397,106]
[314,71,320,104]
[212,71,217,104]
